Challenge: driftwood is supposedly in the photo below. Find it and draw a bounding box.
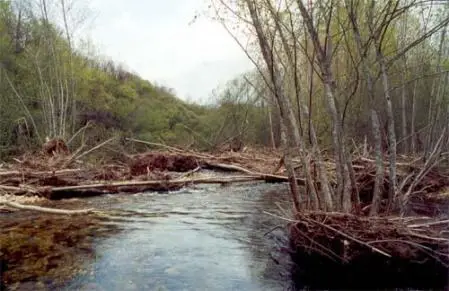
[0,149,294,199]
[0,200,94,215]
[177,166,201,179]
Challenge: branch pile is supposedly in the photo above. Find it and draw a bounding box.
[351,156,449,214]
[1,145,449,207]
[0,149,284,199]
[289,211,449,289]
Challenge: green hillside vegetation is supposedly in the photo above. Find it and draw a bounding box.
[0,1,271,158]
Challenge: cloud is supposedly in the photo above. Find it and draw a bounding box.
[83,0,255,102]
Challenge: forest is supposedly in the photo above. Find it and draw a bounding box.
[1,0,449,289]
[205,0,449,216]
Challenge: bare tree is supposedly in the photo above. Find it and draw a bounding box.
[296,0,352,211]
[345,0,384,215]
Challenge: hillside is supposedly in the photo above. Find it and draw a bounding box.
[0,1,204,156]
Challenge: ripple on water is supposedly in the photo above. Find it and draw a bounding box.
[64,183,292,291]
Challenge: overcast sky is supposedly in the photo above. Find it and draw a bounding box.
[83,0,254,104]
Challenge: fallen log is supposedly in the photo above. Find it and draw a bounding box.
[1,175,267,199]
[203,162,306,185]
[51,175,265,192]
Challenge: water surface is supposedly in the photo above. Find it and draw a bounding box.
[64,181,294,291]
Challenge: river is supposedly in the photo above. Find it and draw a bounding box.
[3,171,448,290]
[59,180,295,291]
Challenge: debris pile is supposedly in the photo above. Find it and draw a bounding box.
[129,152,198,175]
[289,212,449,289]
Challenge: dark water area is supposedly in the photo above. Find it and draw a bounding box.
[59,182,295,291]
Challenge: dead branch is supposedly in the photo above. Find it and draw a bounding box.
[0,168,82,178]
[72,136,117,161]
[0,200,94,215]
[306,217,392,257]
[408,219,449,228]
[0,185,39,193]
[126,138,215,159]
[176,166,201,179]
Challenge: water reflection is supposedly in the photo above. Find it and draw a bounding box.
[65,182,294,291]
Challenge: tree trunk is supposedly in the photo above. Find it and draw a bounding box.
[297,0,351,212]
[245,0,307,212]
[369,109,384,216]
[425,26,447,159]
[266,0,332,210]
[401,71,408,154]
[268,104,276,149]
[302,104,334,210]
[376,48,398,211]
[346,1,384,215]
[411,80,417,154]
[400,13,409,154]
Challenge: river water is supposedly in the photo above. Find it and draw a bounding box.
[63,179,295,291]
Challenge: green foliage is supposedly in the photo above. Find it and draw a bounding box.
[0,2,244,156]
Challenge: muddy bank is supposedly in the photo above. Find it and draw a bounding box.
[0,209,120,290]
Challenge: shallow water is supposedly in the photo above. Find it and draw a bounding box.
[63,181,295,291]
